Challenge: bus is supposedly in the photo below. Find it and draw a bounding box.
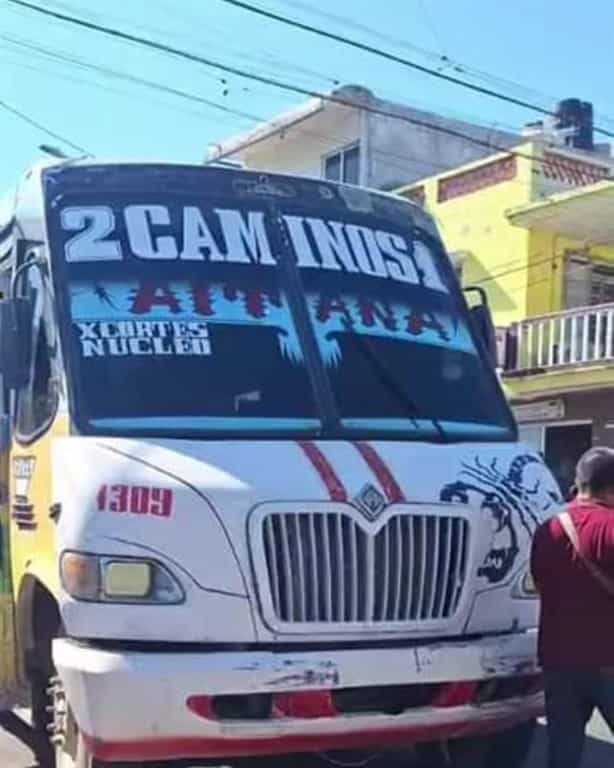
[0,160,562,768]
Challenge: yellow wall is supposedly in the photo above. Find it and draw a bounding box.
[402,151,535,327]
[400,144,614,325]
[524,229,566,318]
[398,143,614,401]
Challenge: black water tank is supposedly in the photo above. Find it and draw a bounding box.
[556,98,594,150]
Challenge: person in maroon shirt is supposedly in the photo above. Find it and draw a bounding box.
[531,446,614,768]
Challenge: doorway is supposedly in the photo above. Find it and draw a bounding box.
[544,423,593,499]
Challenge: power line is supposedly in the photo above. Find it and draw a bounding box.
[9,0,339,99]
[8,0,597,198]
[1,6,600,298]
[0,96,89,154]
[1,32,484,182]
[217,0,614,141]
[273,0,541,98]
[0,63,587,298]
[152,0,341,88]
[275,0,614,132]
[475,252,559,286]
[0,33,262,124]
[2,5,597,211]
[7,0,553,169]
[416,0,448,55]
[0,50,244,124]
[273,0,614,135]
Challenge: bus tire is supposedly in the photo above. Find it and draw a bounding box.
[21,580,61,736]
[30,666,52,736]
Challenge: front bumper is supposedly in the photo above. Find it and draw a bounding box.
[54,631,543,762]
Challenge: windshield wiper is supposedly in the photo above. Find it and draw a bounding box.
[338,331,448,441]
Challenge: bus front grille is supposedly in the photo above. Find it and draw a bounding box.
[261,511,470,625]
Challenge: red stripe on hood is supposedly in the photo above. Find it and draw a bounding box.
[297,441,347,502]
[353,442,406,503]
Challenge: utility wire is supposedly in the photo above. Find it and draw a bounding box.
[218,0,614,140]
[4,2,605,293]
[2,6,600,195]
[0,28,547,195]
[152,0,341,87]
[18,1,602,184]
[0,96,89,154]
[274,0,614,132]
[7,0,554,168]
[0,33,262,124]
[274,0,552,101]
[475,251,568,287]
[1,32,486,181]
[0,50,242,123]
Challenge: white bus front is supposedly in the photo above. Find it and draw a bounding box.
[2,162,562,768]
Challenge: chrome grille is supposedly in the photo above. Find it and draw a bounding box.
[261,512,469,624]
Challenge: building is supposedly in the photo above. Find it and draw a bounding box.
[207,85,518,190]
[397,105,614,497]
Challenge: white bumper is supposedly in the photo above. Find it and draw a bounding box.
[54,632,543,762]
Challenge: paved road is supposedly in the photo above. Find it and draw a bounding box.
[2,713,613,767]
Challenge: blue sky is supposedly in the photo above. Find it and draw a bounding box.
[2,0,614,190]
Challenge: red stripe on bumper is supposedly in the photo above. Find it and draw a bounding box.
[84,705,541,762]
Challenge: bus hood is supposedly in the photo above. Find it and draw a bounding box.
[51,437,562,641]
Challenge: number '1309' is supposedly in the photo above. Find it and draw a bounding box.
[97,484,173,518]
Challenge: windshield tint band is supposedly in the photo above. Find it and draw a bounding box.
[44,166,515,441]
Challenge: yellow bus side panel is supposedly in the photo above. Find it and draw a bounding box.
[11,414,71,614]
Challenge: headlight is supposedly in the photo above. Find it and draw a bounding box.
[60,552,184,604]
[512,564,538,599]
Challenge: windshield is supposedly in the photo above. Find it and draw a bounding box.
[45,165,515,441]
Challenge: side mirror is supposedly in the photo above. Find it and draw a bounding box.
[0,298,33,389]
[464,286,497,366]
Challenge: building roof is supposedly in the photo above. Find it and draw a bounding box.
[207,84,519,162]
[506,179,614,244]
[207,94,327,161]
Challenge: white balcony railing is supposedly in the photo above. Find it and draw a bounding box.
[507,303,614,373]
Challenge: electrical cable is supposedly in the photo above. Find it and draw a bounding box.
[0,96,89,154]
[6,0,559,169]
[217,0,614,140]
[272,0,614,134]
[4,3,606,292]
[0,32,488,181]
[0,52,244,123]
[0,34,263,124]
[0,36,548,203]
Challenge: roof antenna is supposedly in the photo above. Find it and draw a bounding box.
[39,144,69,159]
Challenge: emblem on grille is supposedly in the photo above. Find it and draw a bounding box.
[353,483,387,522]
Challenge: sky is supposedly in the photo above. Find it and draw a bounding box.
[2,0,614,190]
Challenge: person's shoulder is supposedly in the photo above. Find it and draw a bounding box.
[582,502,614,531]
[570,499,613,525]
[533,514,561,543]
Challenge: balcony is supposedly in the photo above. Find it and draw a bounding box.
[505,303,614,377]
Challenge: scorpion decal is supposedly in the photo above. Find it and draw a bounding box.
[91,283,118,309]
[440,454,562,584]
[70,283,118,309]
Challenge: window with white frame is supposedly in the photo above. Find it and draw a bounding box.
[323,144,360,185]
